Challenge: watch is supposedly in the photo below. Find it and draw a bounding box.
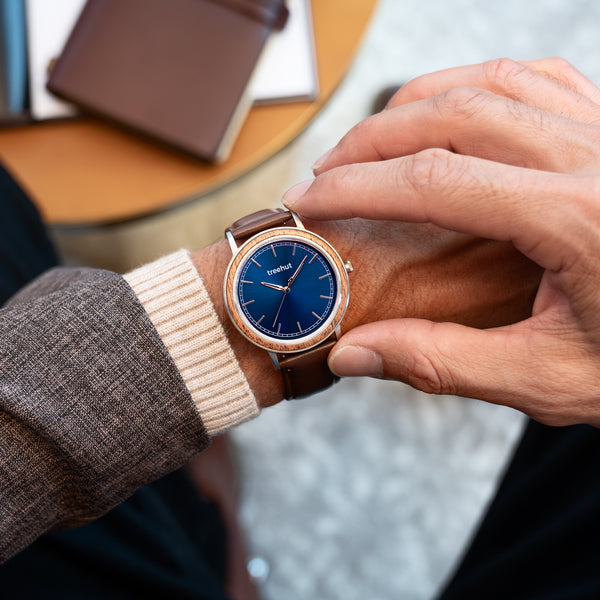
[224,208,352,399]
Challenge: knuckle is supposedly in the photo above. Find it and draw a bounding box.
[432,86,492,120]
[402,148,459,196]
[542,56,578,80]
[534,57,591,101]
[405,347,457,396]
[482,57,531,90]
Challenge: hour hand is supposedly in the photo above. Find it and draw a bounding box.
[261,281,287,292]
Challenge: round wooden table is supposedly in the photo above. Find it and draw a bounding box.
[0,0,377,226]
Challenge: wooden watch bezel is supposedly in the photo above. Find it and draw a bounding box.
[224,227,349,353]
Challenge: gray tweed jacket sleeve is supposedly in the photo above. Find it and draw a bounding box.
[0,267,210,562]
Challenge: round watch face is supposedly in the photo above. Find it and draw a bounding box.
[225,228,349,353]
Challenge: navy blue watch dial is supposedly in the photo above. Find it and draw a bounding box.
[237,240,337,341]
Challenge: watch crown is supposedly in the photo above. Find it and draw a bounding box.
[344,261,354,273]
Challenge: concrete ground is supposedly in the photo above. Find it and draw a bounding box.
[52,1,600,598]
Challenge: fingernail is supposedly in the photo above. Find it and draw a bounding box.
[328,345,384,378]
[312,147,333,173]
[282,179,312,209]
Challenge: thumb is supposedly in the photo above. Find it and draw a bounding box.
[329,319,530,407]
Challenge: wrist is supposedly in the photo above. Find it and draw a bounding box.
[190,241,285,409]
[190,214,541,409]
[190,214,355,408]
[125,250,259,433]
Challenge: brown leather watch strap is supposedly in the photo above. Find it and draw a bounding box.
[277,336,339,400]
[226,208,341,400]
[226,208,295,247]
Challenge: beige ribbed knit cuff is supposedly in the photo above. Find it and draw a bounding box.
[123,249,259,436]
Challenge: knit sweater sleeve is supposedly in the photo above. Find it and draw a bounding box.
[0,265,211,561]
[0,250,257,563]
[123,249,259,436]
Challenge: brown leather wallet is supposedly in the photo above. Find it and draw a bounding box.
[46,0,289,162]
[224,208,351,399]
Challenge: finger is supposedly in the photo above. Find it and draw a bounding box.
[311,87,600,175]
[328,318,580,427]
[284,149,592,272]
[520,57,600,105]
[386,58,600,123]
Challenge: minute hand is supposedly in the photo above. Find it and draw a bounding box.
[287,255,308,288]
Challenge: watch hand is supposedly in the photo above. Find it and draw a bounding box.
[271,255,308,328]
[272,288,288,328]
[261,281,287,292]
[287,255,308,288]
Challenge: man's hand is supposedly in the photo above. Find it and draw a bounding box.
[283,57,600,427]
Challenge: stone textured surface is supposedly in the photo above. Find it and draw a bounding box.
[235,381,524,600]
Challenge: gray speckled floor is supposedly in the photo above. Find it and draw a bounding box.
[53,1,600,598]
[226,1,600,599]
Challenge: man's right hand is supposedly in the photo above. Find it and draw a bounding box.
[283,57,600,428]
